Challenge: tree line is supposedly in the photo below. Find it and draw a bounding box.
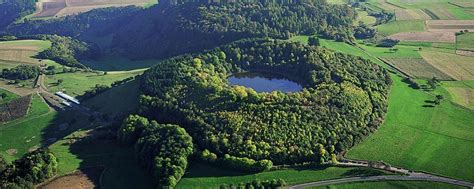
[0,148,58,188]
[5,0,361,61]
[117,115,194,188]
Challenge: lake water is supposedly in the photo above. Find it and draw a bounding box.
[228,72,303,93]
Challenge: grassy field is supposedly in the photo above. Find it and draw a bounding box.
[45,69,143,96]
[310,180,464,189]
[347,75,474,182]
[176,163,390,188]
[356,10,377,25]
[376,20,426,36]
[456,32,474,51]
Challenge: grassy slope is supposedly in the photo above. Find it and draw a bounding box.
[84,79,140,117]
[177,163,389,188]
[45,70,143,96]
[347,75,474,182]
[310,180,464,189]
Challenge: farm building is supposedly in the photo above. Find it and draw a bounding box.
[55,91,80,105]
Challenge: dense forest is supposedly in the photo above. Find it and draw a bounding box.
[0,148,58,188]
[5,0,359,60]
[0,0,36,31]
[139,38,392,165]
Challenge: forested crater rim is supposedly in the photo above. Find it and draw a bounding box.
[139,38,392,165]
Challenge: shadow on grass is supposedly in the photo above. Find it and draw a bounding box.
[341,167,386,177]
[40,108,154,189]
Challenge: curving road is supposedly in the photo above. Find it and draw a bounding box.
[289,174,474,189]
[289,160,474,188]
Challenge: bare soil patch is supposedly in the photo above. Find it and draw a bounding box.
[456,50,474,57]
[6,148,17,156]
[38,167,104,189]
[388,31,455,43]
[34,0,151,17]
[34,0,67,18]
[0,95,33,122]
[381,58,453,80]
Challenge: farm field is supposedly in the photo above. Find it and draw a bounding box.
[381,58,452,79]
[309,180,464,189]
[347,75,474,182]
[420,50,474,80]
[44,69,143,96]
[456,32,474,51]
[388,31,455,43]
[395,9,431,20]
[427,20,474,32]
[442,80,474,110]
[0,40,53,69]
[33,0,157,18]
[176,163,390,188]
[364,0,474,20]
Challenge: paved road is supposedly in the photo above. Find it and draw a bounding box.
[289,174,474,189]
[289,160,474,188]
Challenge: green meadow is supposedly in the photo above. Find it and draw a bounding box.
[347,75,474,182]
[176,163,389,188]
[376,20,425,36]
